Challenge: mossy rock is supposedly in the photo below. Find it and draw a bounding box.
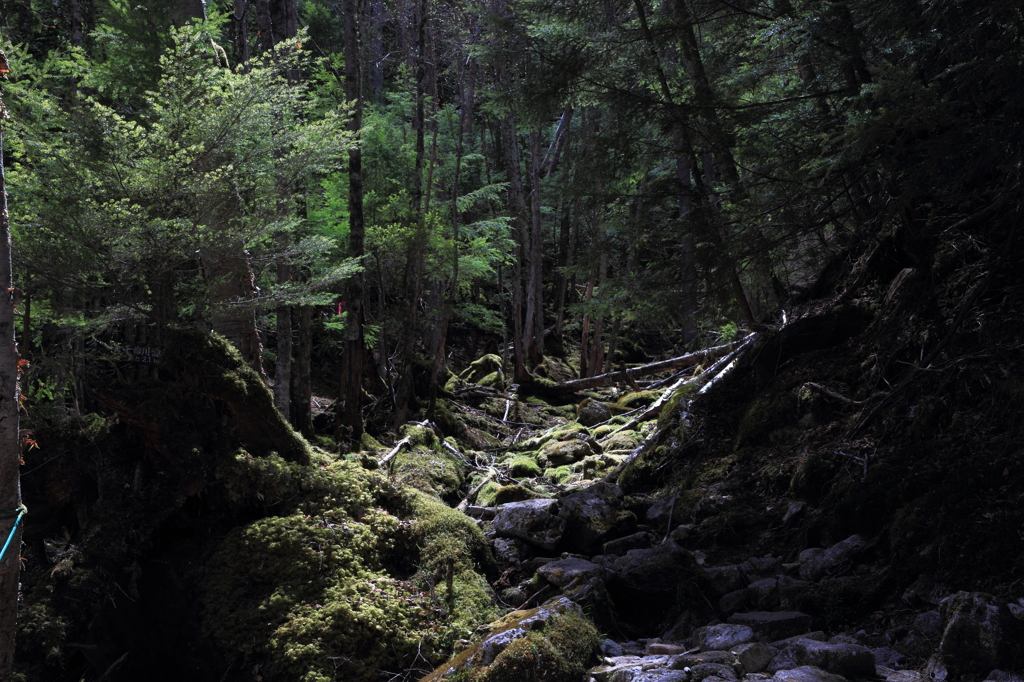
[592,424,617,439]
[476,481,503,507]
[548,465,575,484]
[616,391,660,409]
[360,432,384,452]
[478,371,505,389]
[393,447,465,502]
[601,430,642,451]
[492,485,542,505]
[538,440,593,468]
[400,422,440,450]
[656,385,696,431]
[509,455,542,478]
[462,354,504,384]
[420,600,600,682]
[576,399,614,426]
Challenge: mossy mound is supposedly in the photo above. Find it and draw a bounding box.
[393,445,466,502]
[508,455,542,478]
[420,599,600,682]
[159,328,311,464]
[203,456,498,682]
[462,354,504,384]
[601,430,642,451]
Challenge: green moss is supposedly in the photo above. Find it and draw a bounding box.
[426,610,599,682]
[479,371,505,389]
[393,446,465,502]
[592,424,617,439]
[616,391,660,408]
[462,354,504,384]
[656,385,695,430]
[601,430,641,451]
[548,466,575,484]
[476,481,502,507]
[492,485,541,505]
[509,455,542,478]
[360,432,384,452]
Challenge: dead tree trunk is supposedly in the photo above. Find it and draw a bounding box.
[545,340,741,395]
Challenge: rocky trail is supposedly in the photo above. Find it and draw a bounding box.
[404,298,1024,682]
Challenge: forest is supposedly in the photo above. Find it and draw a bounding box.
[0,0,1022,681]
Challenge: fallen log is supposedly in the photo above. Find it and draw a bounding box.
[542,340,741,395]
[605,335,757,437]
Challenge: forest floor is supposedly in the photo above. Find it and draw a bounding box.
[12,222,1024,682]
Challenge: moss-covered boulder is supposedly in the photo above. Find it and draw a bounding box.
[462,354,504,384]
[419,598,600,682]
[576,399,614,426]
[539,439,594,467]
[601,430,642,452]
[509,455,542,478]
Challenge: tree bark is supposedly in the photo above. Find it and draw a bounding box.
[273,259,292,417]
[524,125,544,367]
[0,98,23,682]
[233,0,250,66]
[339,0,366,442]
[292,305,313,436]
[202,247,265,376]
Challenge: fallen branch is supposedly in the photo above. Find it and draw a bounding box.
[456,467,497,513]
[379,437,411,469]
[606,335,757,438]
[543,341,742,395]
[602,336,758,482]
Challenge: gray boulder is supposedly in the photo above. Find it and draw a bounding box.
[749,577,781,610]
[558,484,636,553]
[728,611,813,641]
[771,666,849,682]
[706,565,747,596]
[736,642,780,673]
[536,557,606,588]
[604,531,654,556]
[694,624,756,651]
[798,535,867,582]
[938,591,1023,678]
[608,542,709,624]
[768,638,875,678]
[491,499,565,551]
[742,557,783,582]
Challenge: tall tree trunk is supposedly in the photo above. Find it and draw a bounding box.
[393,0,428,428]
[233,0,250,66]
[524,125,544,367]
[0,96,23,681]
[292,305,313,437]
[500,115,529,383]
[274,259,292,417]
[339,0,367,443]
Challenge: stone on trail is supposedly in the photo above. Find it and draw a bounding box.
[736,642,781,674]
[706,565,747,596]
[670,650,735,668]
[798,535,867,582]
[536,557,606,588]
[608,542,709,624]
[604,531,654,556]
[491,498,565,551]
[937,591,1023,678]
[771,666,849,682]
[742,556,783,582]
[728,611,813,641]
[694,623,756,651]
[768,638,876,678]
[558,484,637,553]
